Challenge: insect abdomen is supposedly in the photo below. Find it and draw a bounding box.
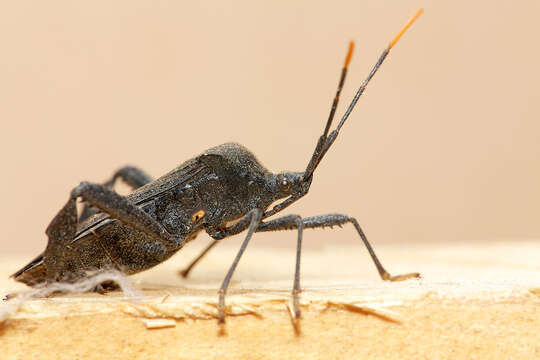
[12,254,47,286]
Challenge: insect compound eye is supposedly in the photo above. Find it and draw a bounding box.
[279,178,291,192]
[191,210,206,223]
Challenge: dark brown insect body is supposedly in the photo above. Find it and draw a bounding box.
[14,143,287,284]
[12,10,424,323]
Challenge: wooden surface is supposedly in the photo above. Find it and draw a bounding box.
[1,240,539,359]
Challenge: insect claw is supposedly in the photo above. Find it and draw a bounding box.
[217,288,228,324]
[287,300,302,335]
[383,272,421,282]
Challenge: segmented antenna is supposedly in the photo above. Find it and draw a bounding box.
[304,9,423,180]
[304,41,355,179]
[324,41,355,138]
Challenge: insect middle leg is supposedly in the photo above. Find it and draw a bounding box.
[218,209,262,323]
[255,213,421,317]
[178,239,219,278]
[80,166,153,222]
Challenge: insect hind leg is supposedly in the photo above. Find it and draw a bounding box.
[43,192,79,281]
[80,165,153,222]
[43,181,180,282]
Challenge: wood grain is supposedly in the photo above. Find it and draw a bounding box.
[1,240,539,359]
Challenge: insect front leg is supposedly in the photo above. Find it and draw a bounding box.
[256,213,420,289]
[244,215,306,321]
[44,181,180,281]
[80,165,153,222]
[181,212,259,280]
[217,209,262,324]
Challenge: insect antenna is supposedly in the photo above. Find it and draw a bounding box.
[303,41,355,180]
[303,8,424,180]
[263,9,423,220]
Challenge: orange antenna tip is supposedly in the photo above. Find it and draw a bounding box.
[344,41,355,67]
[389,8,423,49]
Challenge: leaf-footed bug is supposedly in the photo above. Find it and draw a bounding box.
[11,9,424,324]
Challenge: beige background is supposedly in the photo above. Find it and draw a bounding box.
[1,1,540,260]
